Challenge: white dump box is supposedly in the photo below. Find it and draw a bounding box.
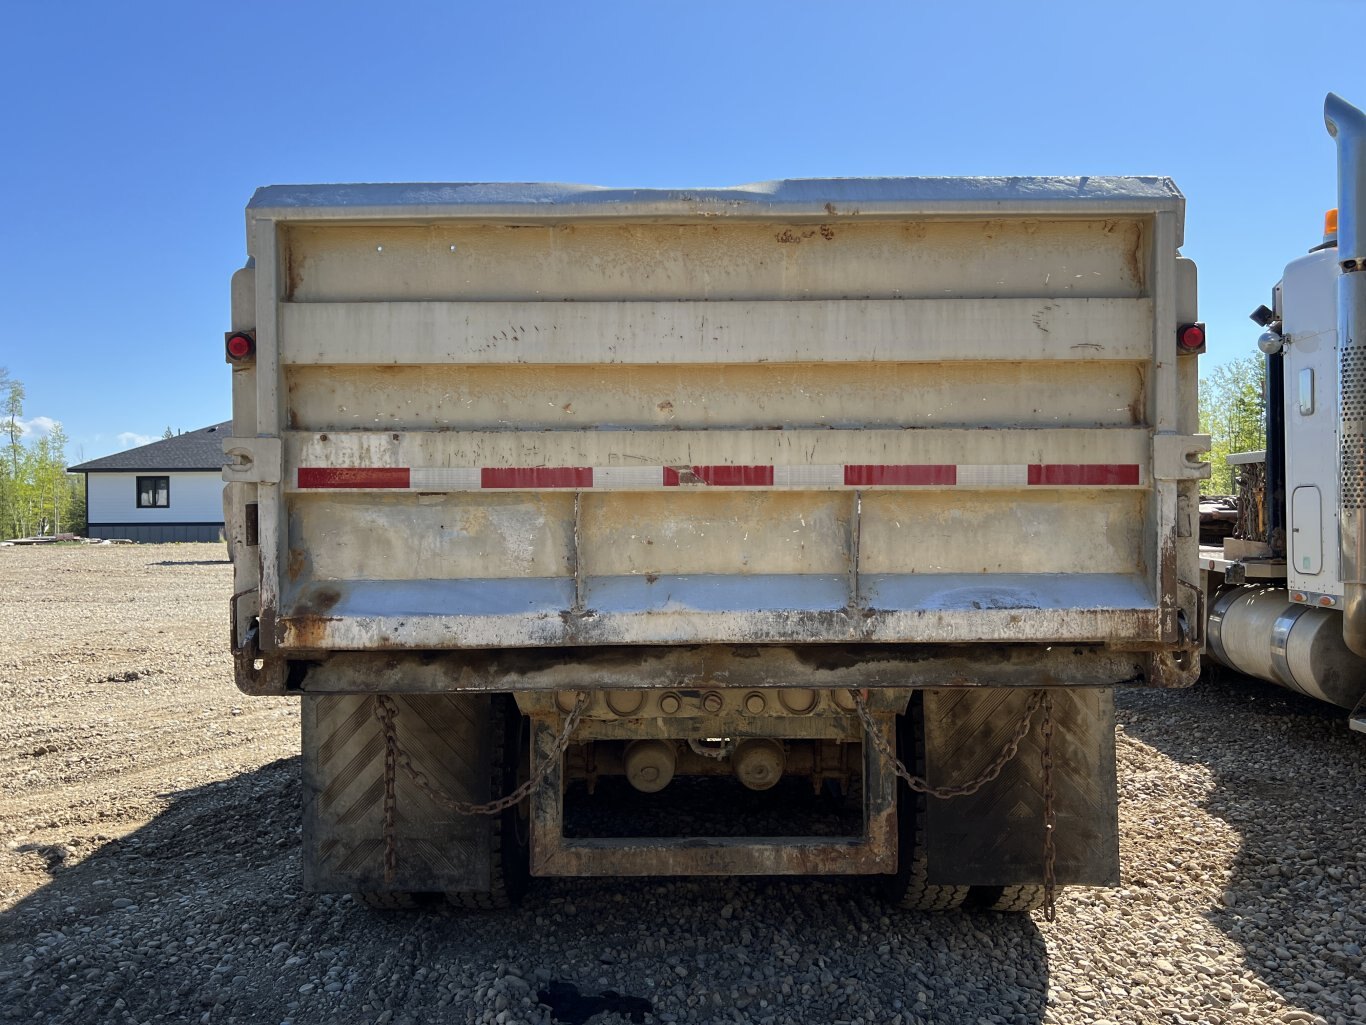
[224,177,1207,907]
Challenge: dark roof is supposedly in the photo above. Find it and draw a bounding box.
[69,422,233,473]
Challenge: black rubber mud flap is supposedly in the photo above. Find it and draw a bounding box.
[301,693,495,894]
[923,687,1119,887]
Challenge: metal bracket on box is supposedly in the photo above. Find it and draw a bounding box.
[230,591,287,695]
[1153,433,1212,481]
[222,436,282,484]
[1147,434,1213,481]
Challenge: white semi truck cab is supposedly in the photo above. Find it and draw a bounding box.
[1202,93,1366,731]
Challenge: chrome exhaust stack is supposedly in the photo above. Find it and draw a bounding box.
[1326,93,1366,656]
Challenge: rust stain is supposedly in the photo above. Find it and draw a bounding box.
[1126,222,1145,288]
[299,586,341,614]
[819,224,835,240]
[287,548,306,582]
[280,614,338,650]
[285,244,301,299]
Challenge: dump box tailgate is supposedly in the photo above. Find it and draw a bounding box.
[229,179,1204,652]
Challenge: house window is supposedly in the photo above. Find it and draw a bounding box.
[136,476,170,508]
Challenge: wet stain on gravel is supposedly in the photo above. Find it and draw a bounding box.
[537,980,652,1024]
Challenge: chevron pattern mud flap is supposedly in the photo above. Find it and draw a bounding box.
[923,687,1118,887]
[301,694,494,893]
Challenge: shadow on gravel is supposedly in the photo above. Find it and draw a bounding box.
[0,754,1050,1025]
[1117,669,1366,1024]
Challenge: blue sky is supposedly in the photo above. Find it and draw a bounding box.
[1,1,1362,462]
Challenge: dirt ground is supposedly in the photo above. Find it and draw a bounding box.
[0,543,1363,1025]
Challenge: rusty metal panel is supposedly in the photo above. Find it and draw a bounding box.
[274,576,1161,651]
[297,646,1148,697]
[922,687,1118,887]
[278,217,1148,303]
[579,491,851,578]
[289,492,576,583]
[301,693,492,893]
[859,491,1146,576]
[286,362,1147,433]
[277,297,1153,365]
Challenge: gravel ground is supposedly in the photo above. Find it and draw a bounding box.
[1,543,1363,1025]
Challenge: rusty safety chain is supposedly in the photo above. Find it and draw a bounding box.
[377,695,399,883]
[372,691,589,882]
[850,688,1059,921]
[1040,691,1057,921]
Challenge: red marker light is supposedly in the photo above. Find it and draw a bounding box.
[225,332,255,360]
[1177,324,1206,352]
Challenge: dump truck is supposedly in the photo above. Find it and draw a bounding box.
[1200,93,1366,731]
[222,174,1207,914]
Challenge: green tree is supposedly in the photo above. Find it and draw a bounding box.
[1199,355,1267,495]
[0,376,83,539]
[4,376,23,478]
[32,423,74,535]
[1,376,26,537]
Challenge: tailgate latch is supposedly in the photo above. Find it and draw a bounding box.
[1152,433,1211,481]
[222,436,282,484]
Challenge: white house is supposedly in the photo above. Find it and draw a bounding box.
[69,422,230,542]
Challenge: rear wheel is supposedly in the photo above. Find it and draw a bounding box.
[446,695,530,910]
[965,884,1047,913]
[881,692,968,912]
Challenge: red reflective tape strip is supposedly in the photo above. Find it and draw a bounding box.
[297,463,1141,490]
[661,465,774,486]
[297,467,410,489]
[694,465,773,486]
[480,467,594,489]
[843,464,957,486]
[1027,464,1141,485]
